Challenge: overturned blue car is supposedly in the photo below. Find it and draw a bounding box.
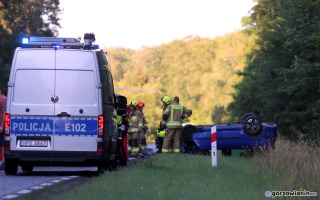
[180,114,278,155]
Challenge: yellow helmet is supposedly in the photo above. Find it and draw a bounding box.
[161,96,171,105]
[129,100,136,107]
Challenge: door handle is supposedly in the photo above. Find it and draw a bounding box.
[57,112,71,117]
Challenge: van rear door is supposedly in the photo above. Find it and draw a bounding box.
[53,50,99,151]
[9,49,55,151]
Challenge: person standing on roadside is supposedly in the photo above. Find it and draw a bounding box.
[162,96,192,153]
[0,87,6,129]
[156,96,171,153]
[0,87,7,165]
[136,101,148,154]
[127,100,143,157]
[115,95,129,166]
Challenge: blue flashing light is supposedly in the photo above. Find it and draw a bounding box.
[92,44,100,49]
[22,37,29,44]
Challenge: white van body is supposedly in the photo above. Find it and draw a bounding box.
[4,36,118,175]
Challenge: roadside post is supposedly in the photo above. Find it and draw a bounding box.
[211,126,217,167]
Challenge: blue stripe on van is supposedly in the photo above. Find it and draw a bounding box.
[55,118,98,136]
[10,117,98,136]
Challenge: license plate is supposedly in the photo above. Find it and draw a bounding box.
[20,140,48,147]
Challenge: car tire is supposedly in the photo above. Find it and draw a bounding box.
[181,125,198,153]
[243,116,263,137]
[181,125,198,145]
[239,113,256,123]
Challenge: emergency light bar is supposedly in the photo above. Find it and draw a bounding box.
[21,33,100,50]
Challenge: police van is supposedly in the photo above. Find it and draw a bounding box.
[3,33,118,175]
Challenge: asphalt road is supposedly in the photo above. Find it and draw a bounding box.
[0,166,97,199]
[0,144,156,199]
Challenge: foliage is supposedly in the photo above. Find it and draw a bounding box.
[229,0,320,140]
[108,33,250,130]
[0,0,62,90]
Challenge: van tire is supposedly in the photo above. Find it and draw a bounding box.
[5,160,18,175]
[97,162,106,174]
[22,165,33,173]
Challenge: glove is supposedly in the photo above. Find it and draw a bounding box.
[157,129,166,137]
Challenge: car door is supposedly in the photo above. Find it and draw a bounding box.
[53,50,99,152]
[9,49,55,151]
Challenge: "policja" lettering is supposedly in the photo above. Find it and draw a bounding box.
[12,122,52,131]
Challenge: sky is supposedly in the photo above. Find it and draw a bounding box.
[58,0,255,50]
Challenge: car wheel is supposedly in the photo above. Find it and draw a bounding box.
[181,125,198,145]
[5,160,18,175]
[239,113,256,123]
[181,125,198,153]
[221,149,232,156]
[243,116,263,137]
[22,165,33,173]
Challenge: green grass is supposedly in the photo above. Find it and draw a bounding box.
[19,138,319,200]
[56,151,277,200]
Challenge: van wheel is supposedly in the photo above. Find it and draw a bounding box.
[5,160,18,175]
[22,165,33,173]
[108,159,117,171]
[97,162,106,174]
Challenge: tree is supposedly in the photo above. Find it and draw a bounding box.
[0,0,62,89]
[108,32,249,129]
[229,0,320,141]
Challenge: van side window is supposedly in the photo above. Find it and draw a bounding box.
[106,71,115,106]
[97,52,115,107]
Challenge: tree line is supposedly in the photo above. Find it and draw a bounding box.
[229,0,320,142]
[1,0,319,143]
[0,0,61,88]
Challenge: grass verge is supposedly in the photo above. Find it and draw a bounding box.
[252,137,320,192]
[55,152,277,200]
[17,138,320,200]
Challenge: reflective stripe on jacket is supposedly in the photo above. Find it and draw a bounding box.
[128,110,143,133]
[164,103,183,129]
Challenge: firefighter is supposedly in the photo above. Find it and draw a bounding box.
[162,96,192,153]
[127,100,143,157]
[156,96,171,153]
[115,95,129,166]
[136,101,148,154]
